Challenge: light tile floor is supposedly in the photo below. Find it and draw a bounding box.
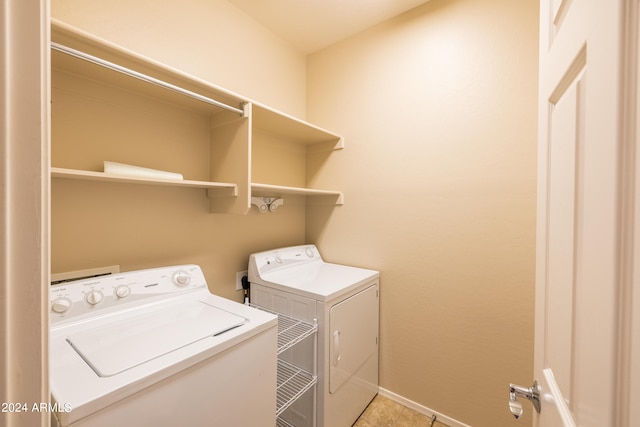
[353,395,450,427]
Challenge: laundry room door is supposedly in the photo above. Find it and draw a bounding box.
[531,0,636,425]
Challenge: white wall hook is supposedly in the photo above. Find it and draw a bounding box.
[269,198,284,212]
[251,197,269,213]
[251,197,284,213]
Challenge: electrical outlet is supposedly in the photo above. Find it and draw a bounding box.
[236,270,248,291]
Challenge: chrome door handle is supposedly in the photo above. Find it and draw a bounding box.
[509,380,541,419]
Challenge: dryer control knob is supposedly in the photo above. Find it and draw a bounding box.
[114,285,131,299]
[85,290,104,305]
[51,297,72,314]
[172,271,191,287]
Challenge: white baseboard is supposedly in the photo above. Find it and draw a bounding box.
[377,387,472,427]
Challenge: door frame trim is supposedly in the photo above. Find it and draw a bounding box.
[0,0,50,424]
[617,1,640,425]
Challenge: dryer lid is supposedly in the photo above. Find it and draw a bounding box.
[66,300,246,377]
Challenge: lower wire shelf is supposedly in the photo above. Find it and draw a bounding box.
[277,359,317,417]
[276,417,295,427]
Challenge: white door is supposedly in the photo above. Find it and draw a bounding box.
[525,0,636,426]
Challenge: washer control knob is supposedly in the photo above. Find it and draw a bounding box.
[114,285,131,299]
[85,290,104,305]
[172,271,191,287]
[51,297,72,314]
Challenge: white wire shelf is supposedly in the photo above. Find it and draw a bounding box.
[276,359,317,417]
[249,304,317,354]
[276,313,317,354]
[276,417,295,427]
[276,418,295,427]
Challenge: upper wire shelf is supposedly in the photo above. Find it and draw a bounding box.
[249,304,317,354]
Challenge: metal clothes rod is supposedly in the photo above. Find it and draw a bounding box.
[51,42,245,116]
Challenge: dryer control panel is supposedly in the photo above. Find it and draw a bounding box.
[248,245,322,279]
[49,264,207,324]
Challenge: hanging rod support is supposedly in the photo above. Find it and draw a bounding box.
[51,42,245,116]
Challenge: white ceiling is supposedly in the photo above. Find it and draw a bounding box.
[228,0,431,53]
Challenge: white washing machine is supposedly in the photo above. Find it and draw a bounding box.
[49,264,277,427]
[248,245,379,427]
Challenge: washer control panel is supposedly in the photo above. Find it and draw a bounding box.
[50,264,206,323]
[248,245,322,278]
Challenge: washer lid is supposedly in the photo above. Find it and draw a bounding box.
[66,300,246,377]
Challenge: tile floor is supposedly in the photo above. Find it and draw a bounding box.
[353,395,450,427]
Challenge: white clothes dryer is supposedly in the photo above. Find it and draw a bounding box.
[49,264,277,427]
[248,245,379,427]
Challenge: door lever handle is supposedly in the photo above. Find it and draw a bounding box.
[509,380,541,419]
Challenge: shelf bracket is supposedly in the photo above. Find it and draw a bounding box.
[207,187,238,198]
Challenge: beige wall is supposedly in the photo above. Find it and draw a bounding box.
[306,0,538,425]
[52,0,307,117]
[50,0,309,300]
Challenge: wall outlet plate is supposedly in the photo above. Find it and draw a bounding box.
[236,270,248,291]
